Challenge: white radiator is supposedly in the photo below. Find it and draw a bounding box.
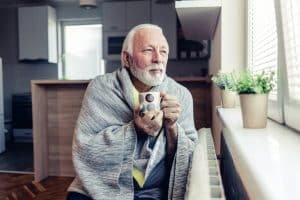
[185,128,225,200]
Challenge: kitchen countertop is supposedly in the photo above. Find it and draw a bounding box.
[31,79,89,181]
[31,80,90,85]
[31,76,211,85]
[218,108,300,200]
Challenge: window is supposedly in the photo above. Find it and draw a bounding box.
[280,0,300,131]
[60,22,104,80]
[248,0,283,122]
[248,0,300,131]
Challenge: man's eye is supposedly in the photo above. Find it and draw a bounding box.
[144,49,152,52]
[160,50,168,54]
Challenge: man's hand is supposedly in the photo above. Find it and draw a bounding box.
[160,92,180,158]
[134,108,163,137]
[160,92,180,133]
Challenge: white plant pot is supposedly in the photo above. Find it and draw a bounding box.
[239,94,268,128]
[221,90,236,108]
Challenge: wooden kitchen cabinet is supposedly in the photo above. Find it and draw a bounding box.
[126,1,151,30]
[102,1,151,32]
[18,6,57,63]
[102,0,177,60]
[31,80,89,181]
[174,77,212,129]
[220,134,249,199]
[151,0,177,59]
[102,2,126,31]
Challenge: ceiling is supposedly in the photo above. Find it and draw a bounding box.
[176,0,221,40]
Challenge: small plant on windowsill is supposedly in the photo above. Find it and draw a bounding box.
[211,71,236,91]
[235,70,275,94]
[212,71,237,108]
[235,70,275,128]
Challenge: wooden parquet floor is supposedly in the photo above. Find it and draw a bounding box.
[0,173,74,200]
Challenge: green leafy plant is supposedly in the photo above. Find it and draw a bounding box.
[211,71,236,91]
[235,70,275,94]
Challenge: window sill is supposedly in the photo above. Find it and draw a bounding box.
[218,107,300,199]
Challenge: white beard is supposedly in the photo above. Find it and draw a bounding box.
[130,62,166,87]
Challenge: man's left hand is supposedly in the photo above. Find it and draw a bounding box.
[160,92,180,157]
[160,92,180,134]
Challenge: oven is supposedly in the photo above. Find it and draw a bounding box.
[103,32,126,60]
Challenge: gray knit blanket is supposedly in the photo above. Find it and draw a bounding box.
[68,67,198,200]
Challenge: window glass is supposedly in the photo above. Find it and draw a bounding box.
[63,24,104,80]
[248,0,278,101]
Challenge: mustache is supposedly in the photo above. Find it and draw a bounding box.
[147,63,164,70]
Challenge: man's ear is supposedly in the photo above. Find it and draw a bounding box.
[122,51,131,68]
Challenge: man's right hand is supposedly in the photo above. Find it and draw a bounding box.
[134,107,163,137]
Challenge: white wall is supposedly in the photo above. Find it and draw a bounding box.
[209,13,222,154]
[209,0,246,154]
[221,0,246,72]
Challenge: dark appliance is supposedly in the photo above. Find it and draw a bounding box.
[12,93,32,142]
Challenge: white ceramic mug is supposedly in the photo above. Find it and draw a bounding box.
[138,92,161,116]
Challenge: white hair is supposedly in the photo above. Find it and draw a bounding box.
[121,24,164,66]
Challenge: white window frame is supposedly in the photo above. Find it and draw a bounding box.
[58,19,103,80]
[278,0,300,131]
[270,0,285,123]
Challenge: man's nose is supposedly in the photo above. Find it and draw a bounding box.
[152,49,162,63]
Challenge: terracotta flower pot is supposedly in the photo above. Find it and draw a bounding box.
[221,90,236,108]
[239,94,268,128]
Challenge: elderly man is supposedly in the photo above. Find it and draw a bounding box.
[67,24,198,200]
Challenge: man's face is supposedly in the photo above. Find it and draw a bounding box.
[129,28,169,87]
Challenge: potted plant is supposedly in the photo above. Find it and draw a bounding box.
[235,70,275,128]
[212,71,237,108]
